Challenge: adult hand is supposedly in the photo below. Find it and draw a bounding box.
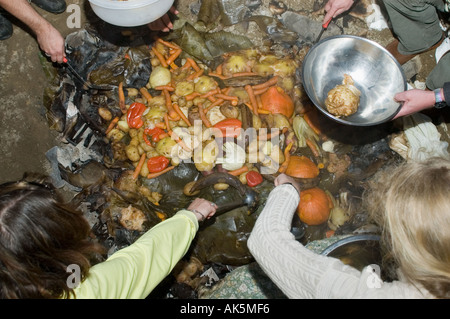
[36,22,65,63]
[188,198,218,222]
[393,89,436,119]
[274,174,301,196]
[323,0,354,24]
[148,6,178,32]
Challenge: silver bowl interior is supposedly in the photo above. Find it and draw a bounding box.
[302,35,406,126]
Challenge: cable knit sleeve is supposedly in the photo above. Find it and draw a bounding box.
[247,184,430,299]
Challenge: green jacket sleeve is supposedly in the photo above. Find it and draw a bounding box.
[72,210,198,299]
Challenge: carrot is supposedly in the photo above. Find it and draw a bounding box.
[252,76,279,90]
[163,89,180,121]
[181,59,192,71]
[278,142,293,173]
[151,47,168,67]
[139,87,152,103]
[228,165,249,176]
[257,109,271,115]
[168,130,191,152]
[326,229,335,238]
[200,88,219,99]
[155,122,166,129]
[156,38,180,50]
[253,87,270,95]
[208,73,229,80]
[215,63,223,75]
[147,166,175,179]
[118,82,127,114]
[303,112,321,135]
[186,57,200,72]
[164,113,171,132]
[133,153,147,180]
[173,102,192,126]
[232,72,258,77]
[256,94,263,109]
[155,85,175,91]
[204,98,224,112]
[185,92,200,101]
[245,84,259,115]
[166,48,182,66]
[159,132,169,140]
[105,116,119,135]
[306,138,320,157]
[215,93,239,103]
[187,69,204,81]
[197,103,212,128]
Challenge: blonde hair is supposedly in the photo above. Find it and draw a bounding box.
[365,157,450,298]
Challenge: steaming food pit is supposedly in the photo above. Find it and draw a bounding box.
[38,0,450,298]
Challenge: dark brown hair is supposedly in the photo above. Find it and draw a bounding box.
[0,180,103,298]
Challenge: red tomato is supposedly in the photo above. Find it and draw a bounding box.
[147,155,170,173]
[127,102,146,129]
[246,170,263,187]
[144,127,165,145]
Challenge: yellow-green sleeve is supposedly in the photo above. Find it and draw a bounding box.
[72,210,198,299]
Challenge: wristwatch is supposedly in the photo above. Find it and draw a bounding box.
[434,88,447,109]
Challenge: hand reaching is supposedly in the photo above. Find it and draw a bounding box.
[393,89,436,119]
[36,22,65,63]
[148,6,178,32]
[188,198,218,222]
[274,174,301,196]
[323,0,354,25]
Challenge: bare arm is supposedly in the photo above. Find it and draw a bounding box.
[0,0,65,63]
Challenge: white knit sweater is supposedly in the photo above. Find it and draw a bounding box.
[247,184,432,299]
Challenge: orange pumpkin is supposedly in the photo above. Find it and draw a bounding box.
[297,187,332,226]
[285,155,319,179]
[261,86,294,118]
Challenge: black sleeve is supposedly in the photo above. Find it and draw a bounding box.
[443,82,450,107]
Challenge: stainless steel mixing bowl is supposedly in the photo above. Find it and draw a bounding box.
[302,35,406,126]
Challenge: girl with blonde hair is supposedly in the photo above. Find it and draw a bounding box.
[248,157,450,298]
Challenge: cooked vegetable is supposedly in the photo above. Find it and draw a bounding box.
[147,155,170,173]
[245,170,263,187]
[127,102,147,129]
[149,65,171,88]
[297,187,332,226]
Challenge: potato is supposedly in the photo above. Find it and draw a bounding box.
[194,75,217,94]
[183,181,200,196]
[149,66,171,88]
[214,183,230,191]
[116,120,129,133]
[98,107,112,121]
[223,55,249,76]
[107,128,126,143]
[155,137,177,158]
[125,145,141,162]
[253,62,275,77]
[148,95,166,108]
[175,81,195,97]
[139,162,149,177]
[220,104,239,118]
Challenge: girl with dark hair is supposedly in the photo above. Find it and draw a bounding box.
[0,180,216,299]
